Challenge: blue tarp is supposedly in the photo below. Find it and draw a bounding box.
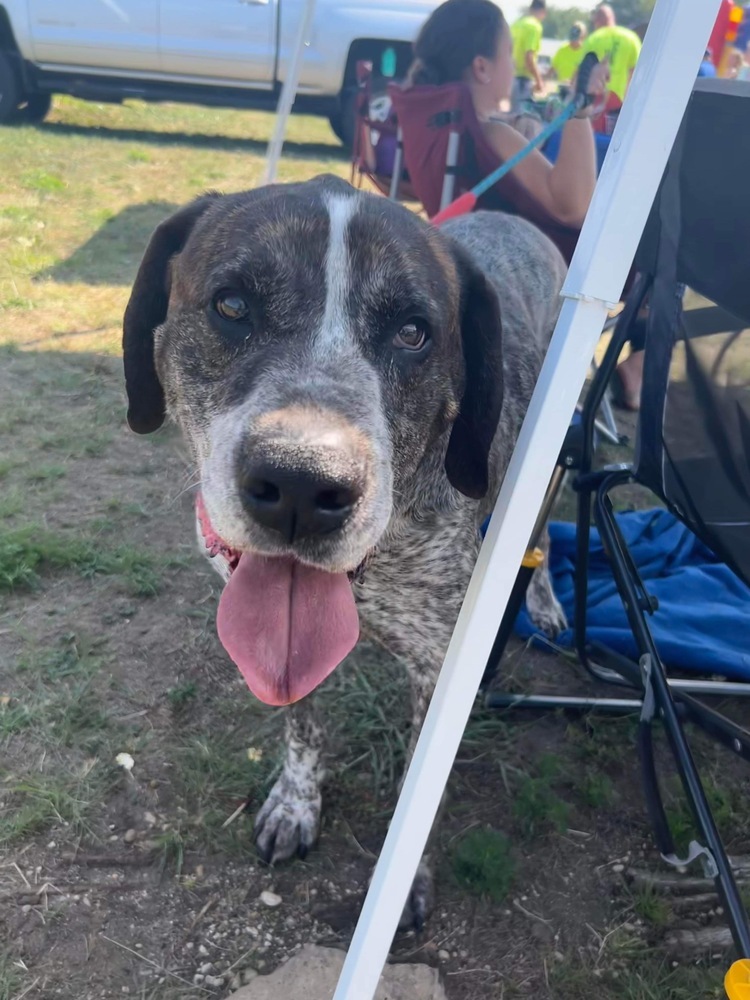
[512,509,750,680]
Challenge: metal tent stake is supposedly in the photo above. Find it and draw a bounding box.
[264,0,317,184]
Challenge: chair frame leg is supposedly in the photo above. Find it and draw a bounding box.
[389,126,404,201]
[593,470,750,956]
[439,130,460,212]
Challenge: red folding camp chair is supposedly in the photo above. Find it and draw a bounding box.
[388,81,581,264]
[350,65,490,213]
[350,61,417,204]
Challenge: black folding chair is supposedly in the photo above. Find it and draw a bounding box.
[484,78,750,957]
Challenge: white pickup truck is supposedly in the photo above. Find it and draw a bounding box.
[0,0,438,141]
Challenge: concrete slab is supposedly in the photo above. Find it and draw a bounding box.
[230,944,447,1000]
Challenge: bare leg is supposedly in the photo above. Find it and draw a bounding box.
[615,348,645,411]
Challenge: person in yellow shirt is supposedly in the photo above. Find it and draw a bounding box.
[581,3,641,103]
[551,22,587,94]
[579,4,643,404]
[510,0,546,110]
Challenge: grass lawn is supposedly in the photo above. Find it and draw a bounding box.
[0,97,744,1000]
[0,96,348,357]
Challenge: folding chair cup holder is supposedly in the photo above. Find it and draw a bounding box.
[484,79,750,958]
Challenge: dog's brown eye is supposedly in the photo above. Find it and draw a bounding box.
[393,321,428,352]
[214,293,249,321]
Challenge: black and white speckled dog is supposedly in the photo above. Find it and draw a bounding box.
[122,174,567,927]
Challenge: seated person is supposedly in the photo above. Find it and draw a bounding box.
[727,46,750,81]
[402,0,647,406]
[406,0,609,235]
[697,48,717,78]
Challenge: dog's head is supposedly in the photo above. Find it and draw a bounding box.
[123,176,503,703]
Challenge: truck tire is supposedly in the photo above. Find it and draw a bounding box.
[329,86,358,150]
[0,49,21,124]
[16,92,52,123]
[328,110,344,143]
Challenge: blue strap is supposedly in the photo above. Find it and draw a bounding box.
[470,102,578,199]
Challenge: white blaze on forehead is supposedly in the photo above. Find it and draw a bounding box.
[316,192,358,354]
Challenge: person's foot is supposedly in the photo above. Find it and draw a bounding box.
[614,349,644,411]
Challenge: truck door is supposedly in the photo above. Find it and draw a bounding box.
[158,0,277,86]
[27,0,160,72]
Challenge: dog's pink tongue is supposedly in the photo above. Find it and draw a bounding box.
[216,553,359,706]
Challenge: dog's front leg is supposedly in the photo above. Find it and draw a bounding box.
[395,665,442,931]
[525,527,567,636]
[196,514,327,865]
[360,665,440,932]
[356,520,479,931]
[254,699,326,864]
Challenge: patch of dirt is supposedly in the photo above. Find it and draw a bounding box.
[0,349,746,1000]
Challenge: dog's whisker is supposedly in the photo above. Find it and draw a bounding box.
[177,467,203,489]
[169,479,205,505]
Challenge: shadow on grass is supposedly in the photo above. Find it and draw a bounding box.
[38,200,178,286]
[35,120,348,161]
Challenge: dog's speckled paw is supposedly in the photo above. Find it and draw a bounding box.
[398,860,434,933]
[254,776,321,865]
[526,571,567,638]
[527,594,567,637]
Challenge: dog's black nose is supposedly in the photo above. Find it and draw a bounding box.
[240,461,361,543]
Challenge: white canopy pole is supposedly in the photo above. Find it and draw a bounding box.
[264,0,317,184]
[332,1,722,997]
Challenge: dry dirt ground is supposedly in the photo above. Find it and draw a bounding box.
[1,100,749,1000]
[4,304,750,1000]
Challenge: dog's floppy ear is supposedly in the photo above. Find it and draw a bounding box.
[122,194,219,434]
[444,244,504,500]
